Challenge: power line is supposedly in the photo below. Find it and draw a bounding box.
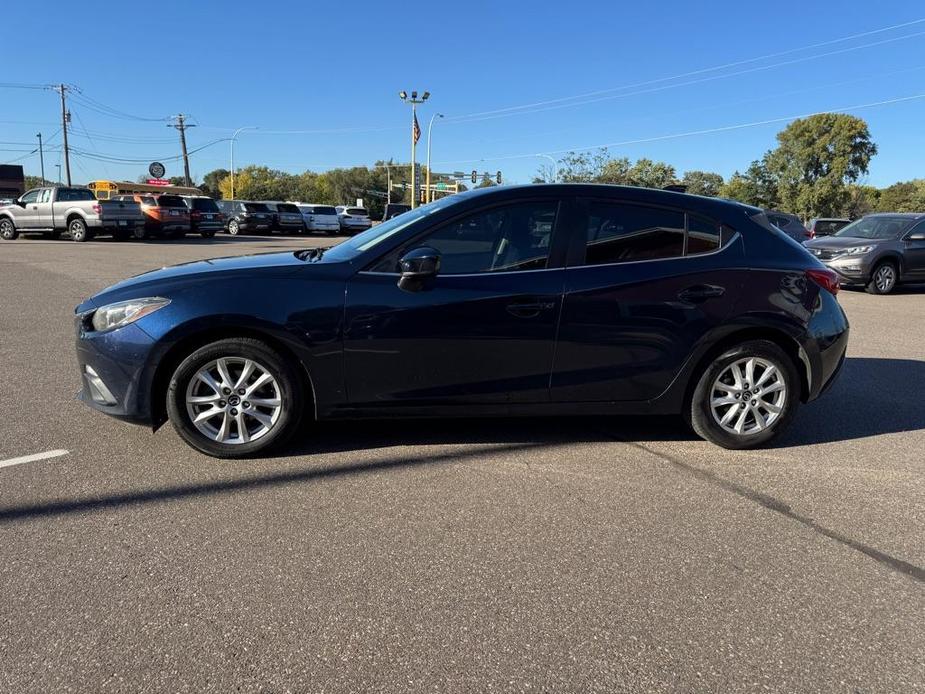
[446,17,925,123]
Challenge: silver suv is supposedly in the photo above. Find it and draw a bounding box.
[803,213,925,294]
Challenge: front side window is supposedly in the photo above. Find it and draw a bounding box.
[583,202,684,265]
[372,201,558,275]
[20,190,40,204]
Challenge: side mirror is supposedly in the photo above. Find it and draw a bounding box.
[17,199,26,207]
[398,246,440,291]
[906,232,925,241]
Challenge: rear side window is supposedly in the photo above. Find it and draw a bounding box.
[157,195,186,208]
[56,188,95,202]
[311,206,337,215]
[687,215,721,255]
[584,202,684,265]
[190,198,220,212]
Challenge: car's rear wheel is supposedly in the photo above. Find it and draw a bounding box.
[201,229,216,239]
[866,261,898,295]
[69,218,92,242]
[688,340,799,449]
[133,225,149,240]
[0,218,17,240]
[167,338,304,458]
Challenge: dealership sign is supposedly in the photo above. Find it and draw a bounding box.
[148,161,166,179]
[147,179,170,186]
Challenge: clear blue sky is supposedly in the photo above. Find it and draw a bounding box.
[2,0,923,187]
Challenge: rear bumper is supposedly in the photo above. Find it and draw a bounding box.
[803,292,850,402]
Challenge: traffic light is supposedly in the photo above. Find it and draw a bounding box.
[471,170,477,184]
[496,171,502,185]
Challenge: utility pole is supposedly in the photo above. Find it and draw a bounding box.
[36,133,45,185]
[54,84,72,185]
[168,114,196,186]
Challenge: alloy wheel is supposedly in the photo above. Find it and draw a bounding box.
[874,265,896,293]
[709,357,787,436]
[0,220,14,240]
[185,357,282,444]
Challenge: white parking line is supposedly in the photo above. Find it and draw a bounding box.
[0,449,69,470]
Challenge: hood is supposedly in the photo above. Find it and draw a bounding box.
[804,236,887,249]
[80,251,308,309]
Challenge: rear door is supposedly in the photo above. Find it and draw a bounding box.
[903,220,925,278]
[343,197,569,406]
[551,197,746,402]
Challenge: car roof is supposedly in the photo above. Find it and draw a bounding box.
[863,212,925,219]
[453,183,763,219]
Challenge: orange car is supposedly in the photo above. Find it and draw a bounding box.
[116,193,191,239]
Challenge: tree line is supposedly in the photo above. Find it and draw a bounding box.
[535,113,924,220]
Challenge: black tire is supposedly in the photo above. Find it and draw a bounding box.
[68,217,92,242]
[865,261,898,295]
[687,340,800,450]
[133,225,149,240]
[167,338,305,458]
[227,219,241,236]
[0,217,19,240]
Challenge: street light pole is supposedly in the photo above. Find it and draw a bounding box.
[536,154,558,183]
[399,90,429,209]
[55,164,61,184]
[230,126,257,199]
[425,113,443,204]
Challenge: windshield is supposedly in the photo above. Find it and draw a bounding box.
[833,216,912,240]
[190,197,219,211]
[320,197,458,262]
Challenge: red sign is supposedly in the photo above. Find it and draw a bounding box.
[147,178,170,186]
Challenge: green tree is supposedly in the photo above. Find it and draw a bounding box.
[627,158,677,189]
[200,168,229,199]
[875,180,925,213]
[844,184,879,218]
[681,170,724,197]
[24,175,46,189]
[766,113,877,219]
[719,159,778,208]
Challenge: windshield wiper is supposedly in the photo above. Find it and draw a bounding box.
[296,247,325,261]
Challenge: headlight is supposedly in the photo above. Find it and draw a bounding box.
[841,245,874,255]
[91,297,170,333]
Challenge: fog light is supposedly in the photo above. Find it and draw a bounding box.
[85,365,117,405]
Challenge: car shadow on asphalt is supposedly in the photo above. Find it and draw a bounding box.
[777,356,925,447]
[286,355,925,455]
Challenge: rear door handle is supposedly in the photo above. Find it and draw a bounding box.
[678,284,726,302]
[506,300,556,318]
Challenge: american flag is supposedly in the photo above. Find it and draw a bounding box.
[412,112,421,145]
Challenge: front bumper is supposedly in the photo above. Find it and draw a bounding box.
[75,314,156,423]
[817,254,875,284]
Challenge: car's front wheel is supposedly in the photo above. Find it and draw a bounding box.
[227,219,240,235]
[167,338,304,458]
[0,218,19,240]
[866,261,898,295]
[688,340,799,449]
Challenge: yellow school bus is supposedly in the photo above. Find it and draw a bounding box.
[87,180,202,200]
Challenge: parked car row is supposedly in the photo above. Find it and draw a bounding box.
[217,200,371,236]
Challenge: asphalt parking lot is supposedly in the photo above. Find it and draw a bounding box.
[1,236,923,693]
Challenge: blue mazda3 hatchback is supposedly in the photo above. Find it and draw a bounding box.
[75,185,848,458]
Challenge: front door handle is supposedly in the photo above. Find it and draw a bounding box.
[678,284,726,302]
[506,300,556,318]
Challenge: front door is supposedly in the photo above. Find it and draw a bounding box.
[551,198,746,402]
[343,198,567,407]
[16,189,41,229]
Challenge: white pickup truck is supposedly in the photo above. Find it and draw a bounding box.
[0,186,144,242]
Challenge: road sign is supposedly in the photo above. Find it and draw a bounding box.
[148,162,165,179]
[436,182,446,190]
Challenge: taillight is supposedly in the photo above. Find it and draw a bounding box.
[92,203,101,214]
[806,268,839,295]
